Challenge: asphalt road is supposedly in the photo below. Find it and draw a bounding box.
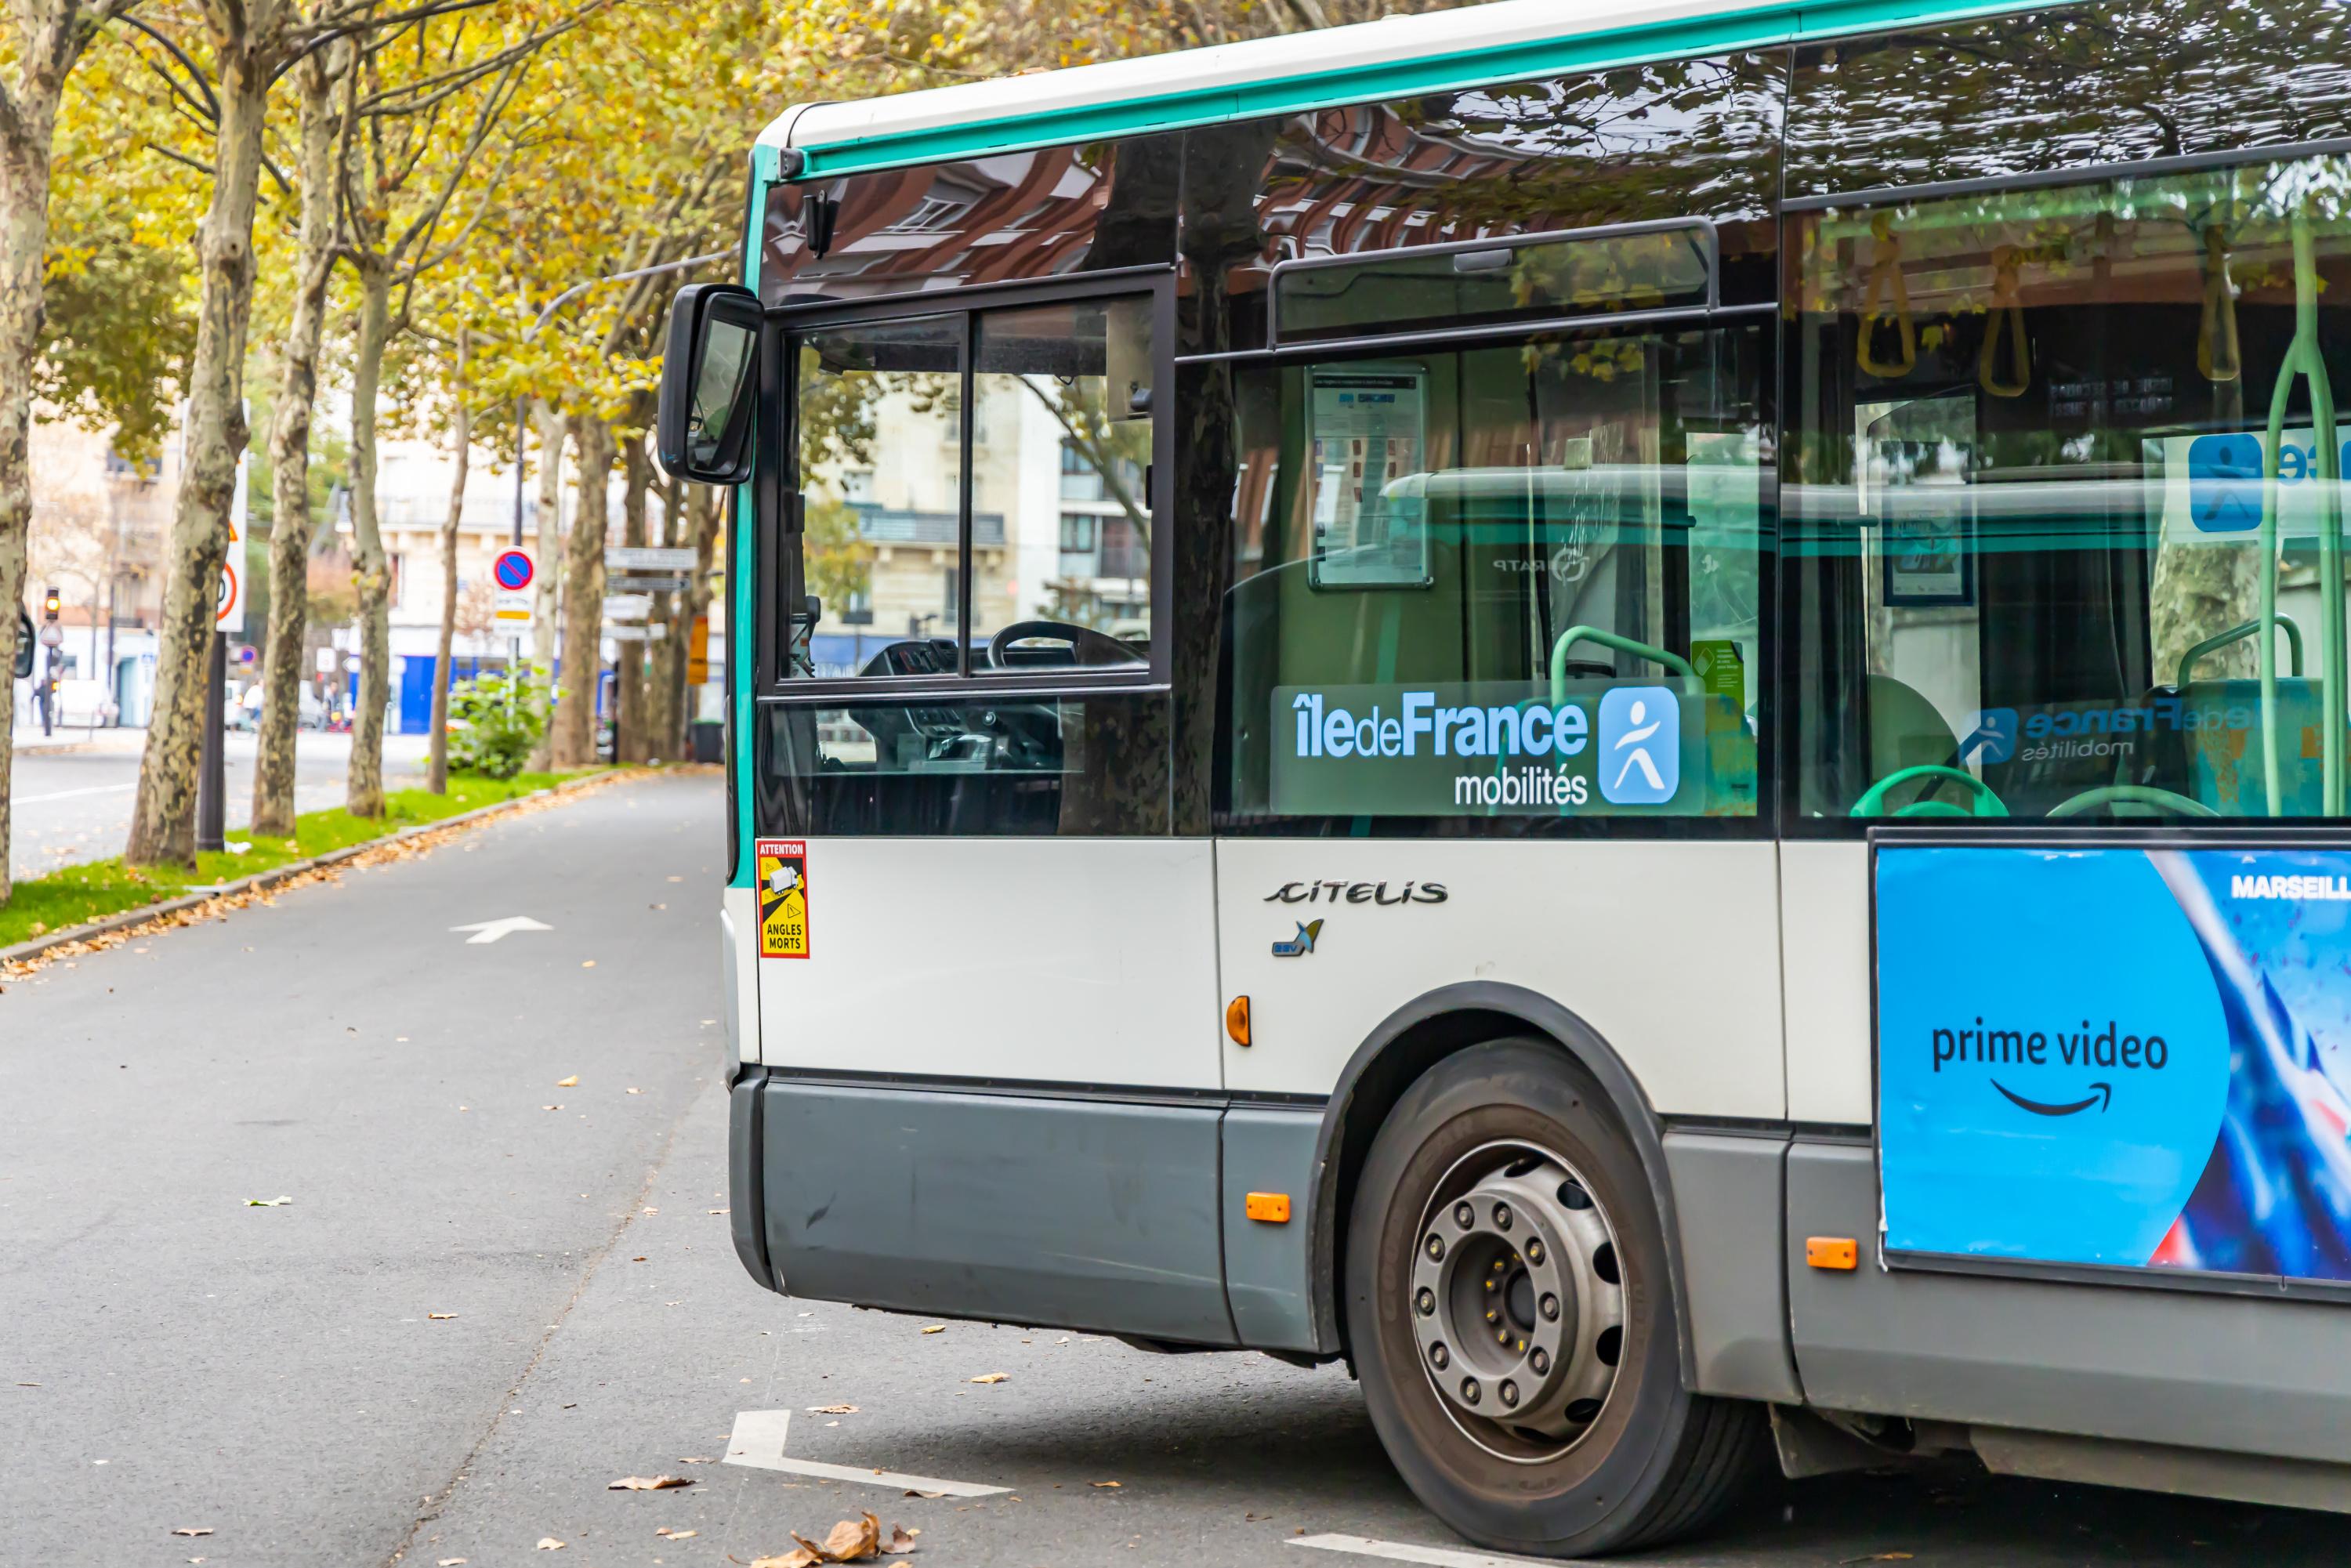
[8,728,433,877]
[3,768,2346,1567]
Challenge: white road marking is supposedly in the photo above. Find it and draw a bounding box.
[448,915,553,944]
[13,783,137,804]
[1290,1534,1594,1567]
[722,1409,1009,1497]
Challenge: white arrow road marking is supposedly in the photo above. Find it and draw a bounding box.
[448,916,553,945]
[1290,1535,1586,1567]
[722,1410,1009,1497]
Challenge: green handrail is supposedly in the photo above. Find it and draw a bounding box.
[2259,213,2346,818]
[1549,625,1697,704]
[2179,615,2302,689]
[1850,764,2008,818]
[2045,785,2220,820]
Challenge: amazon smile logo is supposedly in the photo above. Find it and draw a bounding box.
[1930,1017,2171,1117]
[1991,1080,2114,1117]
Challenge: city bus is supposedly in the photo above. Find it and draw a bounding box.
[657,0,2351,1552]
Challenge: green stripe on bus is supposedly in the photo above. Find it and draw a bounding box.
[733,145,777,889]
[787,0,2066,179]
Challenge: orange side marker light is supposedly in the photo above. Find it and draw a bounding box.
[1225,994,1251,1047]
[1245,1192,1291,1224]
[1806,1236,1859,1271]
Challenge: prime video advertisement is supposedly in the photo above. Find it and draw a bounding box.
[1878,846,2351,1284]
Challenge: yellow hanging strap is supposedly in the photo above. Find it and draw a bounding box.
[2199,226,2242,383]
[1857,212,1916,378]
[1978,244,2031,398]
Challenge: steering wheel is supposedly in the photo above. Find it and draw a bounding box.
[985,619,1142,671]
[2045,785,2218,820]
[1851,765,2009,819]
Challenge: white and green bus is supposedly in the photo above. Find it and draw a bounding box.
[659,0,2351,1552]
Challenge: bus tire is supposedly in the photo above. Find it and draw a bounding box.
[1345,1037,1767,1557]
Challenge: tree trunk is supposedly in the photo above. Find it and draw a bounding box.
[679,483,721,759]
[526,400,565,771]
[552,418,614,767]
[647,473,685,759]
[344,260,394,817]
[250,45,348,838]
[127,45,271,867]
[427,329,469,793]
[614,431,650,762]
[0,114,59,904]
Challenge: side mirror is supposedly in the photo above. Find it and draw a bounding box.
[657,283,763,484]
[12,607,31,681]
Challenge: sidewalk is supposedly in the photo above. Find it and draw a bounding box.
[9,724,143,759]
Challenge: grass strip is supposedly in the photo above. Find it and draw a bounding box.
[0,770,585,950]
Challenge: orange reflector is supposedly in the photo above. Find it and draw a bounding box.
[1225,994,1251,1047]
[1245,1192,1291,1224]
[1806,1236,1859,1271]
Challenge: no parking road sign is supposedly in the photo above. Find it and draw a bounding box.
[493,547,535,632]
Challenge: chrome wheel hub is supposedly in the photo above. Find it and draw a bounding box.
[1408,1143,1624,1455]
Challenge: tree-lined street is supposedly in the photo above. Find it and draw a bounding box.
[2,773,2346,1567]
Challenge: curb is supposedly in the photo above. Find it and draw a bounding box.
[0,771,621,970]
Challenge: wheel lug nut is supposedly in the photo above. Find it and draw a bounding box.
[1415,1287,1435,1316]
[1425,1233,1444,1261]
[1500,1380,1520,1407]
[1460,1377,1480,1405]
[1454,1201,1475,1228]
[1531,1347,1551,1374]
[1540,1293,1560,1321]
[1496,1327,1509,1345]
[1492,1202,1512,1230]
[1429,1342,1450,1369]
[1526,1239,1545,1266]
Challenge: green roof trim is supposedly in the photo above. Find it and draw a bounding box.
[787,0,2064,180]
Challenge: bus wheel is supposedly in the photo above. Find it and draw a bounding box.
[1346,1037,1766,1557]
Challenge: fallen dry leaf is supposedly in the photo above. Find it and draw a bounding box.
[676,1456,718,1464]
[245,1196,292,1207]
[609,1475,694,1491]
[1091,1479,1121,1487]
[535,1539,567,1551]
[655,1526,697,1538]
[807,1403,859,1414]
[884,1524,920,1552]
[172,1528,213,1537]
[581,959,596,969]
[919,1325,944,1335]
[969,1373,1008,1384]
[556,1075,579,1088]
[902,1489,946,1500]
[439,1559,469,1565]
[428,1313,458,1320]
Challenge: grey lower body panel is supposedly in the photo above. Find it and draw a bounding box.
[1790,1139,2351,1466]
[755,1077,1238,1345]
[1662,1129,1802,1403]
[729,1076,777,1291]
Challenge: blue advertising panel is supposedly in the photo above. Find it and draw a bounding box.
[1878,844,2351,1284]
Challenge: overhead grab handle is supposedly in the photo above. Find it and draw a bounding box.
[1858,212,1917,378]
[1978,244,2031,398]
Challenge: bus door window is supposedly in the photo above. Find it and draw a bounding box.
[971,296,1156,669]
[789,313,965,679]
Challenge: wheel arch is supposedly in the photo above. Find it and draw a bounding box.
[1304,981,1696,1385]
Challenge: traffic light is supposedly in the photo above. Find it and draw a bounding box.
[42,585,60,620]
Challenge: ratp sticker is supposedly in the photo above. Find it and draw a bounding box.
[755,838,810,959]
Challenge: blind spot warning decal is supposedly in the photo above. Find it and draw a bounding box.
[756,838,810,959]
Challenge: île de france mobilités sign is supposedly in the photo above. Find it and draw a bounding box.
[1878,845,2351,1285]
